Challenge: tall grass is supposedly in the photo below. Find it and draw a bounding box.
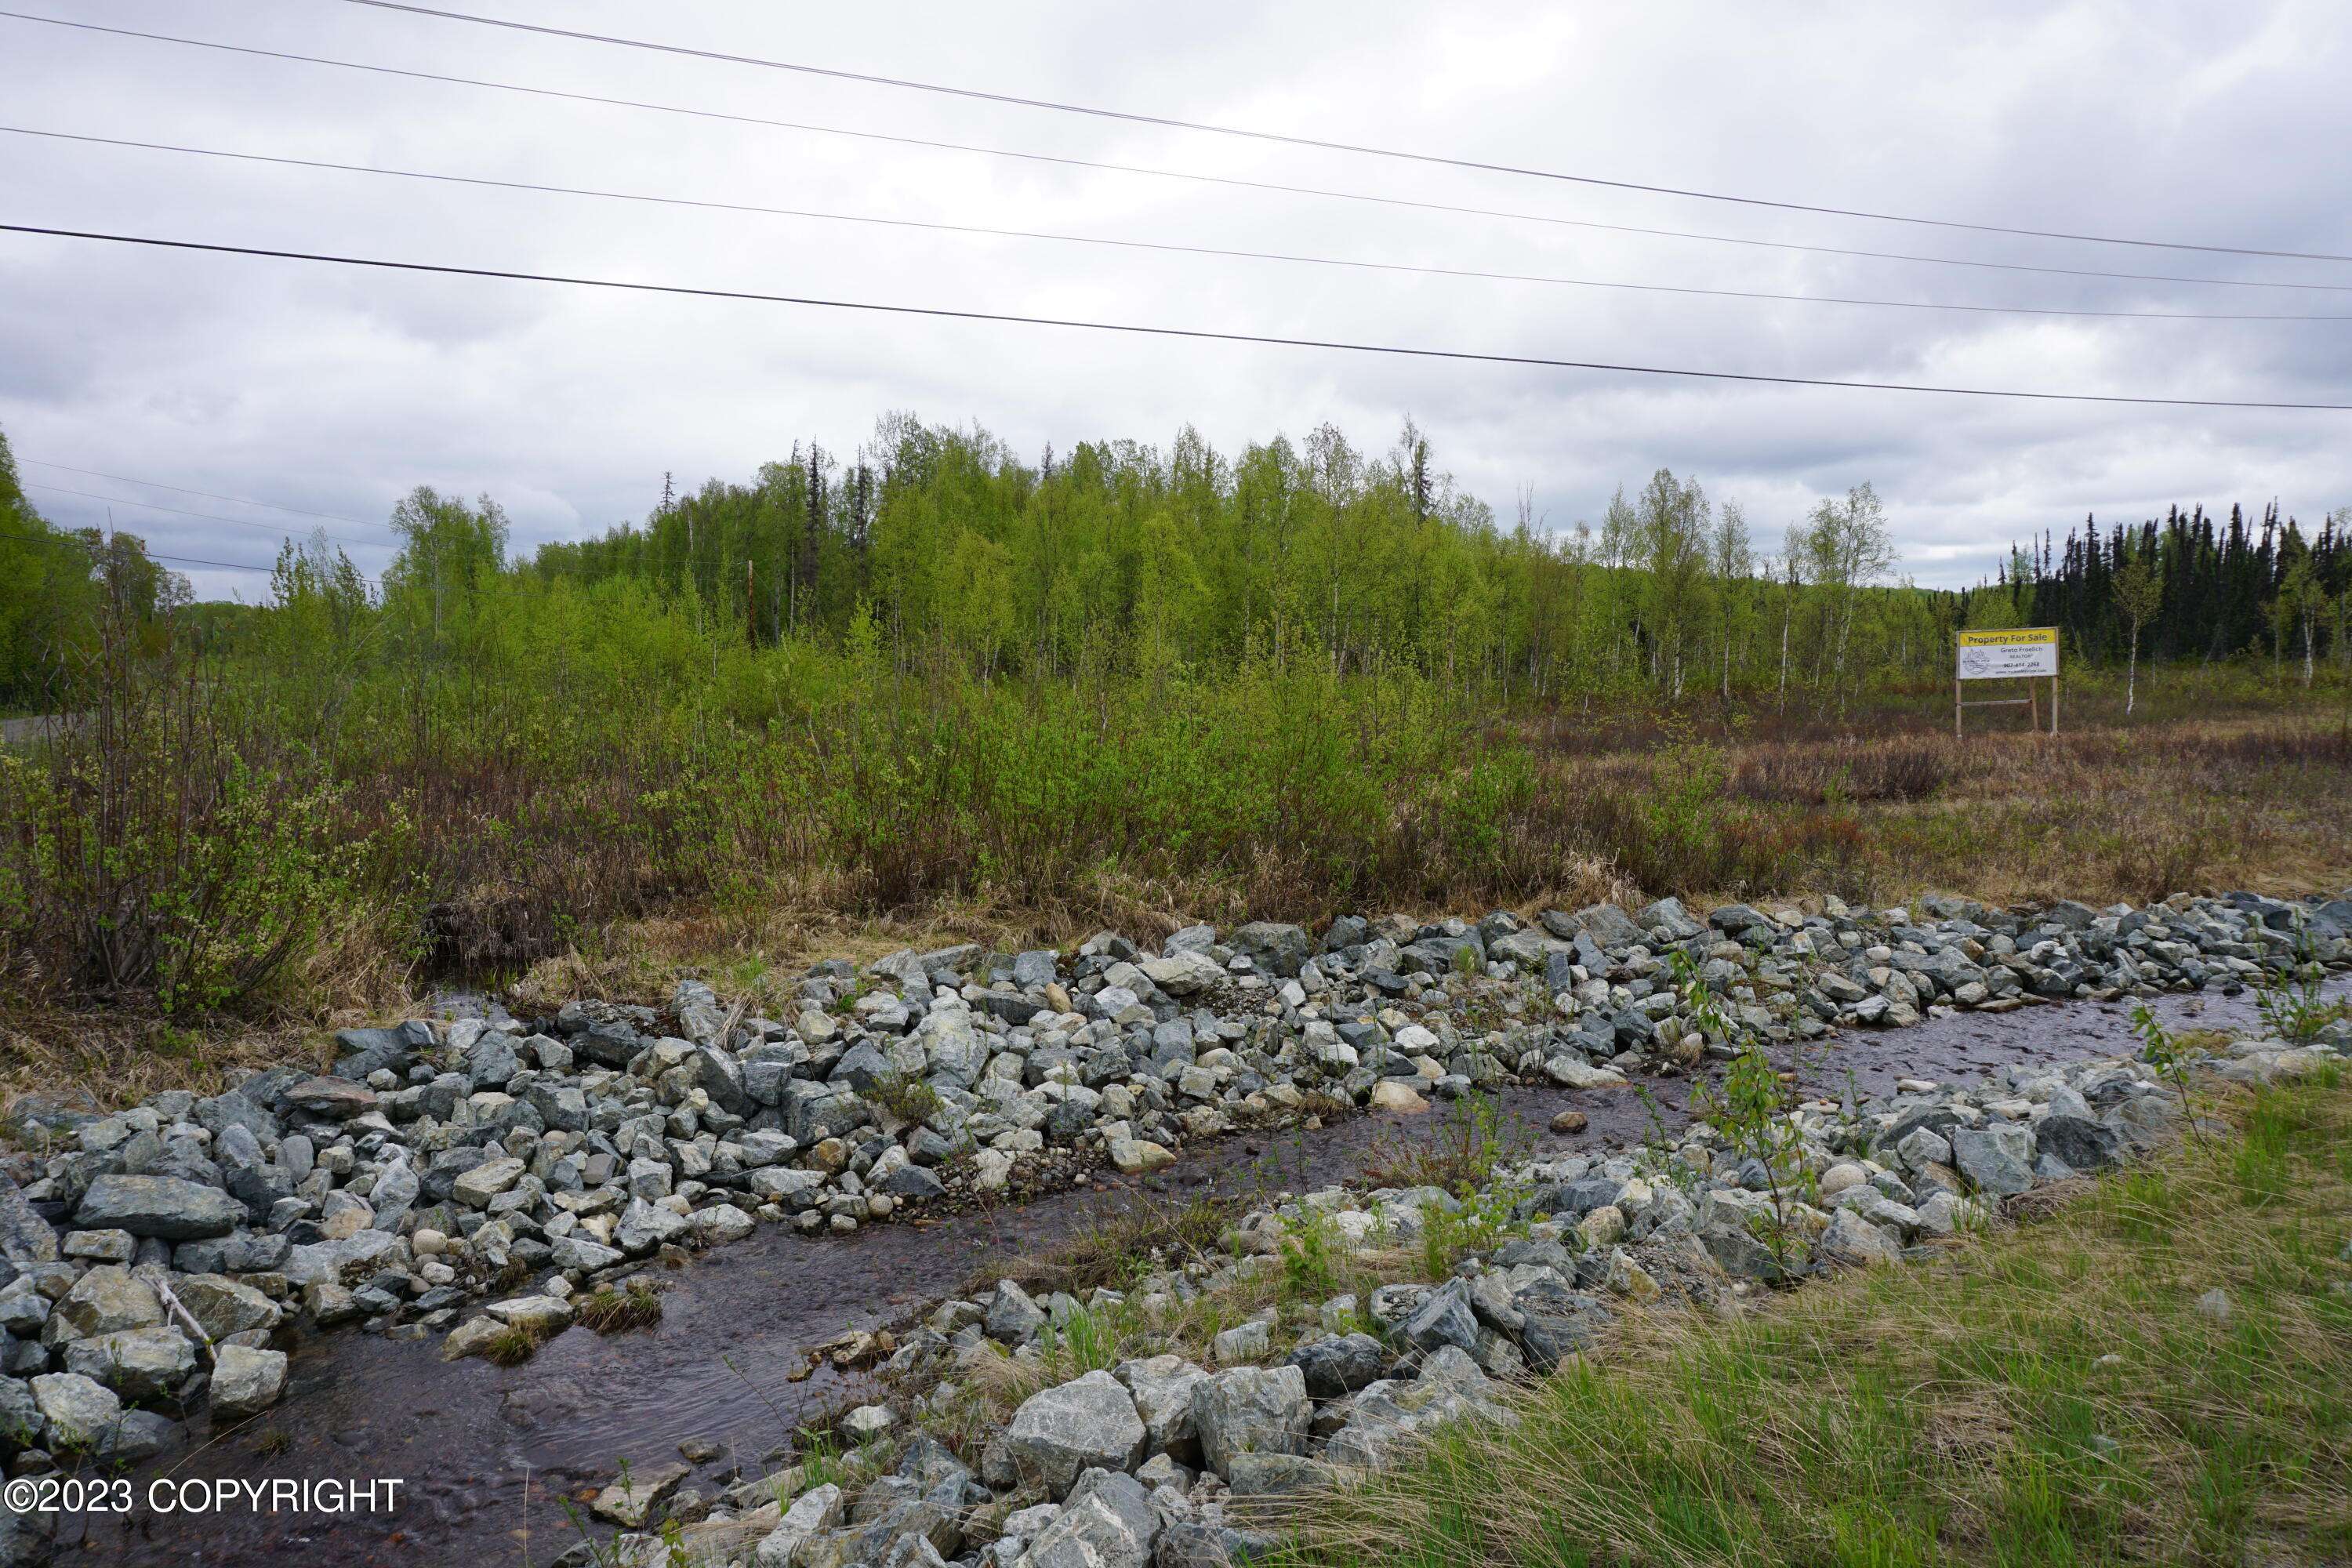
[2,572,2348,1040]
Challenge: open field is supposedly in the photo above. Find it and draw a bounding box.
[2,650,2347,1108]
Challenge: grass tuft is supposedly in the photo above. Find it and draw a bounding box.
[574,1279,665,1334]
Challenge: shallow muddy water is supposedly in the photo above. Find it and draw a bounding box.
[75,979,2339,1566]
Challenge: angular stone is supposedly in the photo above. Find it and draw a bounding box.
[2034,1113,2122,1172]
[1286,1332,1385,1398]
[74,1174,242,1240]
[31,1371,121,1450]
[754,1483,842,1566]
[1950,1125,2035,1197]
[281,1076,377,1120]
[209,1345,288,1419]
[1115,1355,1208,1465]
[1005,1370,1145,1497]
[1190,1364,1309,1481]
[1022,1467,1160,1568]
[64,1327,196,1401]
[45,1265,164,1345]
[1401,1278,1479,1356]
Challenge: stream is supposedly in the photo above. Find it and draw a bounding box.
[70,979,2333,1566]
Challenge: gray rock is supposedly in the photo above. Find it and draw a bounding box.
[1950,1125,2035,1197]
[1286,1332,1385,1398]
[0,1171,60,1269]
[1114,1355,1207,1464]
[1005,1370,1146,1497]
[209,1345,289,1419]
[1401,1277,1479,1356]
[31,1372,120,1450]
[1022,1467,1160,1568]
[753,1483,842,1567]
[1230,923,1311,978]
[1190,1364,1309,1481]
[72,1174,243,1240]
[281,1076,376,1120]
[1226,1451,1338,1497]
[63,1327,195,1401]
[985,1279,1047,1344]
[2034,1113,2122,1172]
[43,1266,164,1345]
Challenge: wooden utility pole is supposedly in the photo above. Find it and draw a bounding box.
[746,559,757,648]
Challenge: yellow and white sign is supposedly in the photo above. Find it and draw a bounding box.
[1957,626,2058,681]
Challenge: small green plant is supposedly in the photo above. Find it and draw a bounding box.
[1037,1304,1122,1376]
[1678,952,1811,1273]
[2255,917,2348,1044]
[253,1428,292,1457]
[1276,1207,1345,1302]
[862,1070,942,1124]
[575,1278,665,1334]
[1417,1183,1526,1279]
[2129,1002,2205,1150]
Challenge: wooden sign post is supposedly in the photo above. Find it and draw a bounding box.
[1955,627,2059,737]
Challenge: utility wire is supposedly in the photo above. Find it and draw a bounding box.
[11,125,2343,325]
[0,523,352,579]
[9,11,2347,298]
[336,0,2352,265]
[19,455,387,528]
[6,222,2348,411]
[24,483,390,551]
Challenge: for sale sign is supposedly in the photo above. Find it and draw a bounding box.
[1956,626,2058,681]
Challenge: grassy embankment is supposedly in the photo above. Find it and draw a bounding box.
[1,641,2347,1106]
[1273,1069,2352,1568]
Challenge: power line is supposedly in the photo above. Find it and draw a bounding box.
[24,483,390,551]
[13,125,2346,325]
[8,221,2350,412]
[336,0,2352,266]
[19,455,387,528]
[9,12,2346,298]
[0,523,349,579]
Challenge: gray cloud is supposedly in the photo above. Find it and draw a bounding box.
[3,0,2350,599]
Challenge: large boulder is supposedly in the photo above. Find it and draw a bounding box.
[1005,1370,1146,1497]
[73,1174,242,1240]
[1951,1125,2034,1197]
[1115,1355,1208,1463]
[2035,1113,2122,1172]
[1139,951,1224,998]
[64,1327,196,1401]
[1229,923,1311,978]
[42,1266,164,1346]
[753,1483,842,1567]
[31,1372,120,1450]
[1286,1333,1385,1398]
[1021,1467,1160,1568]
[172,1275,282,1341]
[1190,1365,1310,1481]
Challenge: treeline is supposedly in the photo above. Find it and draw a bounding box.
[517,415,1956,708]
[1976,503,2350,681]
[0,431,185,710]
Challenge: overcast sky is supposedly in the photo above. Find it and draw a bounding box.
[5,0,2351,598]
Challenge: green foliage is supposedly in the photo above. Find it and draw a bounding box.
[2256,919,2350,1044]
[1417,1183,1526,1280]
[2129,1003,2207,1150]
[1679,951,1812,1270]
[862,1071,942,1126]
[1276,1207,1345,1303]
